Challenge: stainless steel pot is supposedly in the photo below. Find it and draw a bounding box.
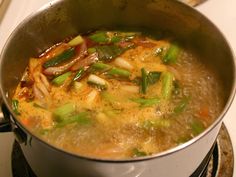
[0,0,235,177]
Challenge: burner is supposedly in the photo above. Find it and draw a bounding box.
[11,142,36,177]
[11,124,233,177]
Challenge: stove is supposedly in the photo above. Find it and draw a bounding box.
[0,0,236,177]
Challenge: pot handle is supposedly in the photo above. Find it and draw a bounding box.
[0,102,12,132]
[0,97,28,143]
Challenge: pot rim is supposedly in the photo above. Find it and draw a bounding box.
[0,0,235,163]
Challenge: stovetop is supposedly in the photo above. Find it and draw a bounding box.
[0,0,236,177]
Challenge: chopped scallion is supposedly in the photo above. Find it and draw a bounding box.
[130,97,160,107]
[56,112,91,128]
[12,99,20,115]
[52,71,72,86]
[92,62,111,71]
[147,71,161,85]
[68,35,84,46]
[43,48,75,68]
[53,103,76,122]
[87,74,107,88]
[132,148,147,157]
[142,119,171,130]
[161,72,174,99]
[174,97,190,114]
[107,67,130,78]
[163,43,180,64]
[87,47,96,54]
[73,68,85,81]
[89,31,109,43]
[191,119,205,136]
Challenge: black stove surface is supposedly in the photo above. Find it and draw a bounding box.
[11,124,233,177]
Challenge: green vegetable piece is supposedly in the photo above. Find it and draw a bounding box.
[101,91,116,103]
[43,48,75,68]
[107,67,130,78]
[140,69,161,94]
[89,31,109,43]
[110,32,138,43]
[141,68,148,94]
[147,71,161,85]
[191,119,205,136]
[12,99,20,115]
[130,97,160,107]
[87,74,107,88]
[142,119,170,130]
[163,43,180,64]
[92,62,111,71]
[53,103,76,122]
[87,47,96,54]
[132,148,147,157]
[161,72,174,99]
[33,103,46,109]
[120,32,139,40]
[73,68,85,81]
[68,35,84,46]
[56,112,91,128]
[111,36,122,43]
[174,97,189,114]
[95,45,125,61]
[52,71,72,86]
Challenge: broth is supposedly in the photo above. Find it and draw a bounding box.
[12,31,223,159]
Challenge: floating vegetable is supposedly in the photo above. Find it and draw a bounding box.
[161,72,174,99]
[191,119,205,136]
[56,112,91,128]
[89,31,109,43]
[73,68,85,81]
[147,71,161,85]
[53,103,76,122]
[87,47,96,54]
[68,35,84,46]
[95,45,125,61]
[43,48,76,68]
[114,57,133,70]
[162,43,180,64]
[142,119,171,130]
[12,99,20,115]
[107,67,130,78]
[52,71,72,86]
[174,97,190,114]
[87,74,108,88]
[130,97,160,107]
[132,148,147,157]
[44,42,87,76]
[91,62,111,71]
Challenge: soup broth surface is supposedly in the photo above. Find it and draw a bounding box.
[13,30,223,159]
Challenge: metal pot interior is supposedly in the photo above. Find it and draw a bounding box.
[0,0,235,159]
